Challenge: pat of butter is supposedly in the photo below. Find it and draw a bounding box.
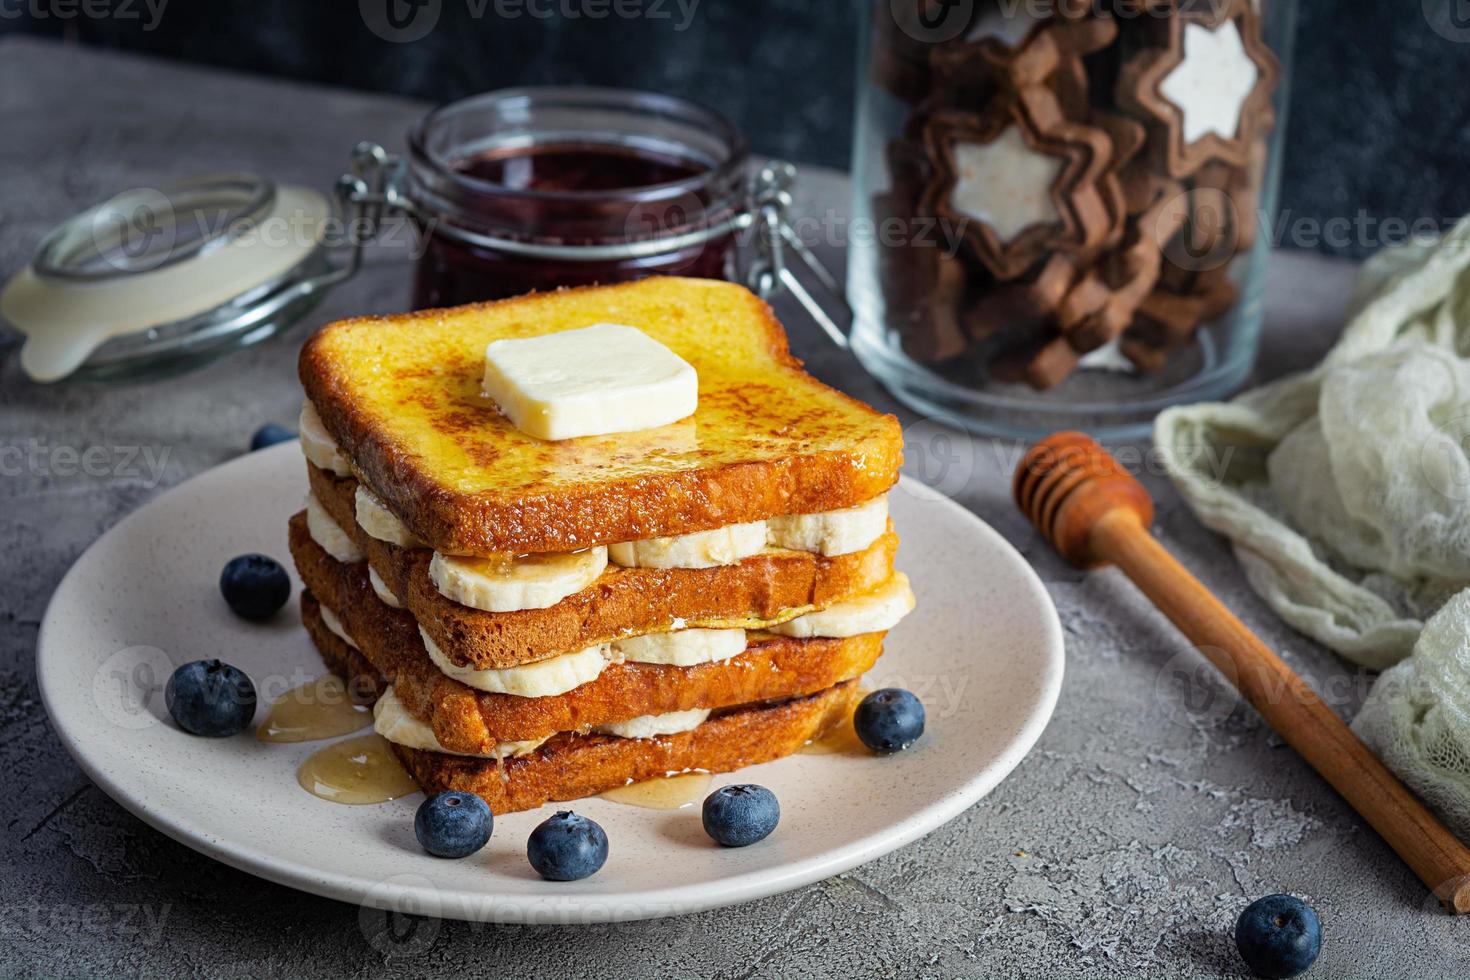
[482,323,697,441]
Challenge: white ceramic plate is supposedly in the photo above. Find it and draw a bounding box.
[38,442,1063,924]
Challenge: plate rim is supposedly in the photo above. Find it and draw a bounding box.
[37,445,1064,923]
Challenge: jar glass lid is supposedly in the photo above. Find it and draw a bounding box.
[2,173,339,382]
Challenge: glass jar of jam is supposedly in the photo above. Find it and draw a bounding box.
[404,88,750,309]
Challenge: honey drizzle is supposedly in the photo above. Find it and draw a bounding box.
[296,733,419,805]
[494,743,510,785]
[599,771,713,809]
[800,684,872,756]
[799,715,867,755]
[257,675,372,743]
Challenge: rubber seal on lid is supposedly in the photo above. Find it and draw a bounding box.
[2,173,336,382]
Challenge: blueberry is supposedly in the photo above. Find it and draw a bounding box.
[1234,894,1322,978]
[165,659,257,736]
[526,811,608,881]
[414,791,493,858]
[249,423,297,452]
[702,784,780,847]
[220,554,291,621]
[854,688,925,754]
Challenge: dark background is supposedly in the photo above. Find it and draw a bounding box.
[4,0,1469,257]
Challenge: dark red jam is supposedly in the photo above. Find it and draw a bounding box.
[410,141,737,309]
[459,143,703,192]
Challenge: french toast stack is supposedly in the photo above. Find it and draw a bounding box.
[288,277,912,813]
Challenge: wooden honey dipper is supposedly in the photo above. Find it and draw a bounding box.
[1015,431,1470,913]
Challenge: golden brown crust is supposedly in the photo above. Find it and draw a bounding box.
[292,513,883,749]
[298,277,903,556]
[300,591,389,698]
[394,683,860,815]
[308,464,898,667]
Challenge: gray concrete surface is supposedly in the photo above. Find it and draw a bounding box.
[0,37,1459,979]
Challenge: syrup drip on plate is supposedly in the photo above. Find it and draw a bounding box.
[297,733,419,804]
[800,687,872,756]
[257,675,372,743]
[799,716,867,755]
[599,771,713,810]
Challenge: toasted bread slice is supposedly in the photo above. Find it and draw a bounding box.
[299,277,903,557]
[307,465,897,667]
[294,514,883,748]
[304,599,859,815]
[395,683,859,816]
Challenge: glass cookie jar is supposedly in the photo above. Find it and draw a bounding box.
[847,0,1298,439]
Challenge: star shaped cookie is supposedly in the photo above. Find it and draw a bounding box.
[1116,0,1279,178]
[920,84,1118,280]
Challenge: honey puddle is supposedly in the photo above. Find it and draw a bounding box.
[258,675,372,743]
[800,715,867,755]
[297,733,419,805]
[600,771,713,810]
[801,686,871,756]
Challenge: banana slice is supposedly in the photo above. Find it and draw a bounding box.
[306,492,364,564]
[612,628,747,666]
[429,545,607,612]
[594,707,710,739]
[768,494,889,556]
[368,564,402,609]
[299,401,352,477]
[608,521,768,569]
[374,686,548,759]
[767,572,915,639]
[420,626,608,696]
[354,485,422,548]
[318,604,359,650]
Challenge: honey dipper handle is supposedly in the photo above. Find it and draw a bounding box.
[1091,507,1470,914]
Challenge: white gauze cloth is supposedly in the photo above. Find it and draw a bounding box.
[1352,592,1470,842]
[1154,216,1470,838]
[1155,216,1470,670]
